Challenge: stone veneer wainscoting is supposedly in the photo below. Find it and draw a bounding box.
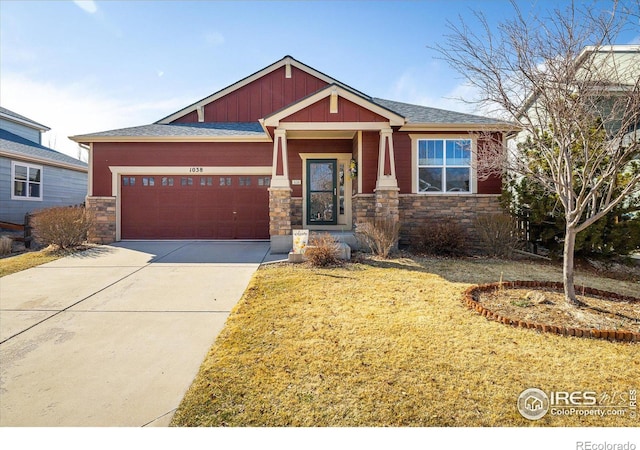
[398,194,503,251]
[352,194,376,224]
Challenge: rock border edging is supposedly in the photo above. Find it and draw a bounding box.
[462,281,639,343]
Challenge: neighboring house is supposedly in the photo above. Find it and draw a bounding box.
[71,56,515,251]
[0,107,88,224]
[515,45,640,134]
[510,45,640,205]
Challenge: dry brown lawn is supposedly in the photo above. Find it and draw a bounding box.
[171,256,639,427]
[0,248,64,277]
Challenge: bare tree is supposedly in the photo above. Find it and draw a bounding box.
[435,0,640,305]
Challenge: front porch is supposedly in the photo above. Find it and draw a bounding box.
[269,186,400,253]
[263,83,404,253]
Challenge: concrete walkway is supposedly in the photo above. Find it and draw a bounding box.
[0,241,281,426]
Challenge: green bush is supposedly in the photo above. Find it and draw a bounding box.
[503,175,640,258]
[575,212,640,257]
[31,206,92,250]
[414,220,467,256]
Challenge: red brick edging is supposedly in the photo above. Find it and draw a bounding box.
[462,281,639,343]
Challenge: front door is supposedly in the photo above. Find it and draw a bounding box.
[307,159,337,225]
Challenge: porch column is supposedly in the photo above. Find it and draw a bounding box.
[374,128,399,248]
[269,128,293,253]
[376,128,398,189]
[271,129,290,188]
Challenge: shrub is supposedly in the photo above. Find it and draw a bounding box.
[305,233,341,267]
[474,213,523,258]
[355,218,400,259]
[575,212,640,258]
[0,236,12,255]
[503,172,640,257]
[31,206,92,250]
[414,220,467,256]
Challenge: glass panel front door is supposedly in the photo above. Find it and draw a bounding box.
[307,159,337,225]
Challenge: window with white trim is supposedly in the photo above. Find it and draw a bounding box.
[417,139,472,193]
[11,161,43,200]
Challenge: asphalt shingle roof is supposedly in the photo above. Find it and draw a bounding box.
[0,129,87,170]
[0,106,50,131]
[72,122,267,140]
[73,94,513,142]
[372,98,508,125]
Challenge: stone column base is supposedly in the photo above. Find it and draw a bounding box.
[374,187,400,249]
[375,187,400,222]
[86,196,116,244]
[269,187,292,253]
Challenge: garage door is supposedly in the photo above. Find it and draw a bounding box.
[121,175,270,239]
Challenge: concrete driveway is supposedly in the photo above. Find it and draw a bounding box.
[0,241,280,426]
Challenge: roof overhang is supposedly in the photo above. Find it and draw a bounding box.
[0,111,50,132]
[69,123,272,144]
[69,135,271,144]
[399,123,521,133]
[0,149,88,172]
[262,84,405,128]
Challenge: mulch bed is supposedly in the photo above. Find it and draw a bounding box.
[464,281,640,342]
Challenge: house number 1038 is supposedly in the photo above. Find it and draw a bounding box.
[189,167,204,173]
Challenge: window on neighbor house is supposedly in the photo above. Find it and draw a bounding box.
[11,161,42,200]
[417,139,472,193]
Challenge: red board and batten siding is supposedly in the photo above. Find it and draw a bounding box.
[91,141,272,196]
[171,66,329,124]
[282,97,389,123]
[360,131,380,194]
[393,132,413,194]
[476,133,503,194]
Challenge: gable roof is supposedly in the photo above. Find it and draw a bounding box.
[0,129,87,171]
[0,106,50,132]
[156,55,369,125]
[262,84,405,127]
[73,55,516,142]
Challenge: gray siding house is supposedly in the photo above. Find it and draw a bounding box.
[0,107,87,224]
